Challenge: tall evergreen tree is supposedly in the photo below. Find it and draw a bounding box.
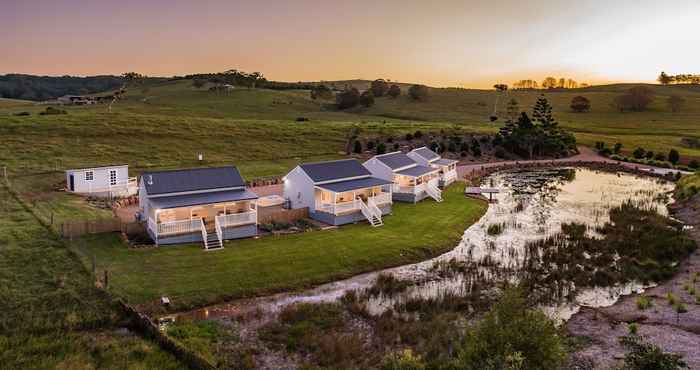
[532,95,557,129]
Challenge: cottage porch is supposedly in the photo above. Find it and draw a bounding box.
[314,185,392,215]
[147,200,257,243]
[391,167,442,203]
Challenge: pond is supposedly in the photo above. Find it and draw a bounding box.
[175,168,675,323]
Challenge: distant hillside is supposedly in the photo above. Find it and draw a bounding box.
[0,74,172,101]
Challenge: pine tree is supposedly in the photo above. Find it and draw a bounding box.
[532,95,557,129]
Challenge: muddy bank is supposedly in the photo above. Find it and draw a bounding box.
[567,194,700,369]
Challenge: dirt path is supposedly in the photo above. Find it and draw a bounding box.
[457,147,688,178]
[566,196,700,369]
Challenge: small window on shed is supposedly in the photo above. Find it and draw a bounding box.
[85,171,94,181]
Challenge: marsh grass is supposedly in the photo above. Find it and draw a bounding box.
[636,295,653,310]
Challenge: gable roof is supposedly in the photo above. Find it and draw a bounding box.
[411,147,440,161]
[396,165,439,177]
[299,159,370,183]
[374,152,416,170]
[316,177,392,193]
[149,188,258,209]
[142,166,245,196]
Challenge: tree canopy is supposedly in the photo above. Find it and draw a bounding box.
[408,84,429,101]
[570,96,591,112]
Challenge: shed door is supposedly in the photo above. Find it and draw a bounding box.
[69,174,75,191]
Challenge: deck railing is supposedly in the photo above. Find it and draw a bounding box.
[369,192,392,205]
[155,218,203,236]
[393,183,425,194]
[215,210,257,228]
[317,191,392,215]
[443,170,458,182]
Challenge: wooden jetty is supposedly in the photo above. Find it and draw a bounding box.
[464,187,500,201]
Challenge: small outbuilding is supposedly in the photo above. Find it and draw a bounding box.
[65,165,137,198]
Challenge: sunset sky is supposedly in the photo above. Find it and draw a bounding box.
[2,0,699,88]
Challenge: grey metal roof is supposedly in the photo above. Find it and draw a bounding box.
[412,147,440,161]
[316,177,392,193]
[375,152,416,170]
[149,189,258,209]
[299,159,370,183]
[396,165,438,177]
[433,158,458,166]
[142,166,245,195]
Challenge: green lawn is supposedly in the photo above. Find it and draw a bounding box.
[0,183,185,369]
[77,184,486,311]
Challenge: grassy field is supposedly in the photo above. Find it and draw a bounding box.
[0,182,185,369]
[76,184,486,311]
[1,79,697,225]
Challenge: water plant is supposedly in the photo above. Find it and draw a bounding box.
[667,292,677,305]
[487,222,505,236]
[366,273,412,297]
[692,272,699,284]
[628,322,639,335]
[636,295,653,310]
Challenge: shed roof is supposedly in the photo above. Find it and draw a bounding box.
[396,165,438,178]
[411,147,440,161]
[142,166,245,195]
[374,152,416,170]
[299,159,370,183]
[149,188,258,209]
[66,164,128,173]
[316,177,392,193]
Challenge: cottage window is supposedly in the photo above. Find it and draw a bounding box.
[109,170,117,186]
[85,171,94,181]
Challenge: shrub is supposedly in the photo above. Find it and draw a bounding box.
[387,84,401,98]
[633,147,646,159]
[353,140,362,154]
[380,350,426,370]
[454,288,565,370]
[669,149,680,165]
[367,141,376,150]
[376,142,387,155]
[636,295,653,310]
[414,130,423,139]
[448,141,457,153]
[495,147,507,159]
[295,117,309,122]
[487,223,505,236]
[12,111,30,116]
[405,133,414,141]
[393,143,400,151]
[645,151,654,160]
[40,106,67,115]
[689,160,699,169]
[619,335,688,369]
[614,142,623,154]
[628,322,639,335]
[336,88,360,109]
[408,84,429,100]
[471,139,481,157]
[370,79,389,97]
[666,292,676,305]
[600,148,612,156]
[570,96,591,112]
[360,91,375,107]
[655,153,666,161]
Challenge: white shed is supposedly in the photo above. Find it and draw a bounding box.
[65,165,137,198]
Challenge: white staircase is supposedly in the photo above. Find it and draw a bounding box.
[201,220,223,251]
[426,182,443,202]
[358,198,383,227]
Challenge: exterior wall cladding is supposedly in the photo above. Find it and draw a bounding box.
[310,204,391,226]
[148,224,258,245]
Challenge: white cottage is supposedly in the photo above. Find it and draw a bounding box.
[363,151,442,203]
[65,165,137,198]
[283,159,392,226]
[407,147,459,188]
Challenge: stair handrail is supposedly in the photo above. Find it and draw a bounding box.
[200,219,209,249]
[426,181,443,201]
[215,216,223,246]
[367,197,382,219]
